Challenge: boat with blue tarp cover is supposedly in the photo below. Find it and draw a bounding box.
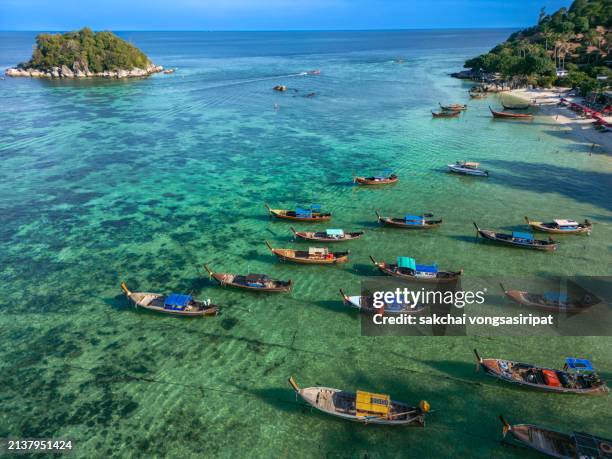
[524,216,592,234]
[265,203,331,222]
[499,416,612,458]
[369,255,462,283]
[473,222,557,251]
[375,211,442,229]
[339,289,427,315]
[501,283,600,313]
[120,282,219,316]
[475,350,609,395]
[204,265,292,292]
[265,241,349,264]
[353,171,398,185]
[291,227,364,242]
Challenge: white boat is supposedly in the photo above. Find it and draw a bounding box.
[447,161,489,177]
[288,377,429,425]
[339,289,427,314]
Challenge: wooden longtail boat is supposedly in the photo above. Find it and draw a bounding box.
[204,265,292,292]
[501,284,600,313]
[265,241,349,264]
[265,203,331,222]
[489,106,533,120]
[353,173,398,185]
[339,289,427,314]
[524,217,592,235]
[501,101,530,110]
[439,103,467,111]
[120,282,218,317]
[369,256,462,283]
[291,227,364,242]
[473,222,557,251]
[447,161,489,177]
[499,416,612,458]
[432,110,460,118]
[469,92,487,99]
[475,350,608,395]
[288,377,430,426]
[376,211,442,229]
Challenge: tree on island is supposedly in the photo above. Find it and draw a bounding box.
[464,0,612,94]
[7,27,162,78]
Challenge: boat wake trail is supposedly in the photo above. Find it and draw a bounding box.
[198,72,308,91]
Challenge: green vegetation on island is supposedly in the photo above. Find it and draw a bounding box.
[464,0,611,94]
[7,27,161,78]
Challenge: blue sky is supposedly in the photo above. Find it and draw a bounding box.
[0,0,572,31]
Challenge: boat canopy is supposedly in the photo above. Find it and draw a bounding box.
[296,208,313,218]
[416,264,438,273]
[246,274,267,283]
[356,390,390,418]
[565,358,594,372]
[543,292,569,303]
[554,219,578,227]
[397,256,416,270]
[309,247,329,256]
[463,161,480,168]
[404,215,424,225]
[326,229,344,237]
[512,231,534,241]
[164,293,192,310]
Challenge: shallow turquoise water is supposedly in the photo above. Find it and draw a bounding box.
[0,30,611,458]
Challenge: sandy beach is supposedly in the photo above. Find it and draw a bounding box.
[507,87,612,154]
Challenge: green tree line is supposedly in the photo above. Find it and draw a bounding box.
[464,0,612,94]
[19,28,151,73]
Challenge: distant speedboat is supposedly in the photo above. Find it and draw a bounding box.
[308,70,321,75]
[448,161,488,177]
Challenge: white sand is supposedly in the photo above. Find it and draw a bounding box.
[506,87,611,154]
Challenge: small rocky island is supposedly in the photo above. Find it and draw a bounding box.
[6,28,163,79]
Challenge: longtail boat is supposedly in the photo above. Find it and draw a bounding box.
[376,211,442,229]
[120,282,218,317]
[490,106,533,120]
[469,92,487,99]
[353,173,398,185]
[447,161,488,177]
[501,101,531,110]
[291,227,364,242]
[340,289,427,314]
[475,350,608,395]
[499,416,612,458]
[473,223,557,251]
[501,283,600,313]
[265,203,331,222]
[439,103,467,111]
[204,265,292,292]
[369,256,462,283]
[432,110,460,118]
[288,377,430,426]
[524,217,592,235]
[265,241,349,264]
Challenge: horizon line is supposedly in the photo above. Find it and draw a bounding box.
[0,26,521,33]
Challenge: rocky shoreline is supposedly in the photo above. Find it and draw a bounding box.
[5,63,164,79]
